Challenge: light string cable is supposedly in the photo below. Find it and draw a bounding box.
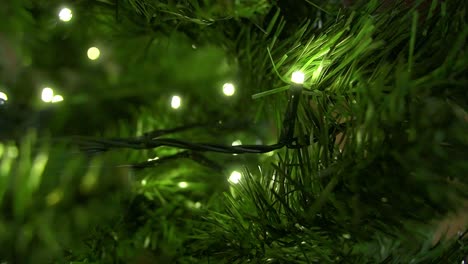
[76,84,305,156]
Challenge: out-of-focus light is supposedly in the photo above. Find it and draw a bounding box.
[58,8,73,22]
[222,83,235,96]
[171,95,181,109]
[0,92,7,101]
[41,87,54,102]
[291,71,305,84]
[178,181,188,188]
[228,171,242,184]
[147,156,159,162]
[87,47,100,60]
[141,179,147,186]
[231,140,242,146]
[52,95,63,103]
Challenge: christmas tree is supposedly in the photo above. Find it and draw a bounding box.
[0,0,467,263]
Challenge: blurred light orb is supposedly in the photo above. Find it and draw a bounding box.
[231,140,242,146]
[58,8,73,22]
[52,95,64,103]
[178,182,188,188]
[41,87,54,102]
[0,91,7,101]
[171,95,181,109]
[228,171,242,184]
[291,71,305,84]
[222,83,235,96]
[87,47,100,60]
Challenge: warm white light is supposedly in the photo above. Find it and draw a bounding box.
[222,83,235,96]
[171,95,181,109]
[178,181,188,188]
[0,92,7,101]
[52,95,64,103]
[231,140,242,146]
[228,171,242,184]
[291,71,305,84]
[87,47,100,60]
[58,8,73,22]
[147,156,159,162]
[41,87,54,102]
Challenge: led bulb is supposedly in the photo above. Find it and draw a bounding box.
[52,95,64,103]
[87,47,100,60]
[291,71,305,84]
[0,91,8,101]
[222,83,235,96]
[178,182,188,188]
[58,8,73,22]
[228,171,242,184]
[171,95,181,109]
[41,87,54,102]
[231,140,242,146]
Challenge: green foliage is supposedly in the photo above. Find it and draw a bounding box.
[0,0,467,263]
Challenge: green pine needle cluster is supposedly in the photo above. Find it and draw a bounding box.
[0,0,467,263]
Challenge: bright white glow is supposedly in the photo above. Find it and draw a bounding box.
[147,156,159,162]
[41,87,54,102]
[87,47,100,60]
[178,181,188,188]
[171,95,181,109]
[231,140,242,146]
[222,83,235,96]
[0,92,7,101]
[228,171,242,184]
[141,179,147,186]
[291,71,305,84]
[52,95,63,103]
[58,8,73,22]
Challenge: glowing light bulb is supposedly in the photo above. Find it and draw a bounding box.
[222,83,235,96]
[171,95,181,109]
[291,71,305,84]
[0,91,7,101]
[52,95,64,103]
[58,8,73,22]
[87,47,100,60]
[178,181,188,188]
[41,87,54,102]
[228,171,242,184]
[231,140,242,146]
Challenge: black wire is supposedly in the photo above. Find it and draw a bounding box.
[75,84,306,170]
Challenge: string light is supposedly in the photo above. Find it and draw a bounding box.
[58,7,73,22]
[41,87,54,102]
[87,47,100,60]
[228,171,242,184]
[52,95,64,103]
[222,83,235,96]
[41,87,63,103]
[178,181,189,188]
[231,140,242,146]
[171,95,181,109]
[291,71,305,84]
[0,91,7,101]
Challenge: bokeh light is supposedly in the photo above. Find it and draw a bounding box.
[171,95,181,109]
[87,47,100,60]
[0,91,7,101]
[41,87,54,102]
[222,83,235,96]
[58,8,73,22]
[228,171,242,184]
